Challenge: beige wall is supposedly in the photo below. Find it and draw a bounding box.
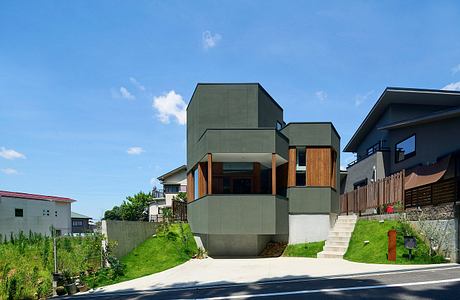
[101,220,157,258]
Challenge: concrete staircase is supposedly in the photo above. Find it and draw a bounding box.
[317,215,357,259]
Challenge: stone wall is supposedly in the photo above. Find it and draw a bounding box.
[101,220,158,258]
[405,202,458,221]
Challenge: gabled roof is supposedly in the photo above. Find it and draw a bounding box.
[0,190,76,203]
[71,212,91,219]
[344,87,460,152]
[157,165,187,182]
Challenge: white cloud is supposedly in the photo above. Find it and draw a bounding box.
[442,81,460,91]
[0,147,26,160]
[120,87,135,100]
[129,77,146,91]
[152,90,187,125]
[202,30,222,49]
[1,168,18,175]
[451,64,460,75]
[315,90,328,102]
[354,90,375,107]
[127,147,145,155]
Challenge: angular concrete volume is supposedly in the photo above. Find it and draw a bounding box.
[317,215,357,259]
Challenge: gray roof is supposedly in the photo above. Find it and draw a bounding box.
[344,87,460,152]
[157,165,187,181]
[71,212,91,219]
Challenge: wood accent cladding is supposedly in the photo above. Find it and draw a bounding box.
[253,162,261,193]
[197,162,207,198]
[331,150,337,189]
[187,172,194,203]
[272,153,277,195]
[207,153,213,195]
[307,147,331,187]
[288,148,296,187]
[277,163,288,192]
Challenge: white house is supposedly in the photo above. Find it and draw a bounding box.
[149,165,187,222]
[0,190,75,239]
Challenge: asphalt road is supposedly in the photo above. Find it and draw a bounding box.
[66,265,460,300]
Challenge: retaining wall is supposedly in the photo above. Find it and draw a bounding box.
[101,220,157,258]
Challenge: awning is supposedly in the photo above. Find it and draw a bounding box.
[404,154,451,190]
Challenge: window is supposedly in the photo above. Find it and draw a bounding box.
[55,211,58,217]
[15,208,23,217]
[164,185,180,194]
[354,179,368,190]
[222,162,253,173]
[72,220,83,227]
[276,121,283,130]
[367,142,380,156]
[296,148,306,186]
[395,135,416,163]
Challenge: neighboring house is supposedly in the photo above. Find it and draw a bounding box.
[343,87,460,195]
[149,165,187,222]
[186,83,340,256]
[71,212,92,234]
[0,190,75,239]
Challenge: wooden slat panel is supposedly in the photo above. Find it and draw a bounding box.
[288,148,296,187]
[207,153,212,195]
[307,147,331,187]
[198,162,207,198]
[331,150,337,189]
[253,162,261,193]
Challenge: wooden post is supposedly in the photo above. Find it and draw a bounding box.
[388,229,397,261]
[207,153,212,195]
[272,153,276,195]
[187,172,195,202]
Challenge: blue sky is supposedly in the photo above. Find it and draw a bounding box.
[1,1,460,218]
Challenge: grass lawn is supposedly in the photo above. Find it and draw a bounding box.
[344,219,446,264]
[283,241,325,257]
[93,223,197,287]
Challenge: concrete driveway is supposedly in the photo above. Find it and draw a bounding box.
[86,257,457,294]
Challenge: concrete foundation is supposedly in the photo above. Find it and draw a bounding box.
[288,214,334,244]
[195,234,274,256]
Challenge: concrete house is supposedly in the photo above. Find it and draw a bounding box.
[186,83,340,256]
[343,87,460,195]
[0,190,75,239]
[149,165,187,222]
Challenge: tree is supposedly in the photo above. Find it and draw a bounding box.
[103,191,153,221]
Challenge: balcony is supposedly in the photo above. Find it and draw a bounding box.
[187,194,288,235]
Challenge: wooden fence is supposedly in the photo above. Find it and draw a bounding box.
[340,170,405,214]
[172,200,187,221]
[405,178,459,208]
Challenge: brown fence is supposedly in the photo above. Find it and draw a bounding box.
[172,200,187,221]
[340,170,405,214]
[405,178,459,208]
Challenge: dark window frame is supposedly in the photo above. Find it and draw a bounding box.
[395,134,416,163]
[367,142,381,156]
[15,208,23,217]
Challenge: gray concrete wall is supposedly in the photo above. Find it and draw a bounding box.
[258,87,284,128]
[188,195,288,235]
[281,123,339,152]
[288,187,338,214]
[101,220,157,258]
[197,233,272,256]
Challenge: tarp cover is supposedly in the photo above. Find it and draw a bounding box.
[404,155,451,190]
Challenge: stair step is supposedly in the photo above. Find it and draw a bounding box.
[325,241,349,247]
[328,231,352,237]
[326,236,351,242]
[323,245,348,253]
[317,251,343,259]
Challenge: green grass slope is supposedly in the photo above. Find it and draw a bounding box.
[283,241,325,257]
[344,220,445,264]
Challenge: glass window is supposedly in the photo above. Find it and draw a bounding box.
[15,208,23,217]
[395,135,416,163]
[296,148,306,186]
[164,185,180,194]
[222,162,253,173]
[72,220,83,227]
[276,121,283,130]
